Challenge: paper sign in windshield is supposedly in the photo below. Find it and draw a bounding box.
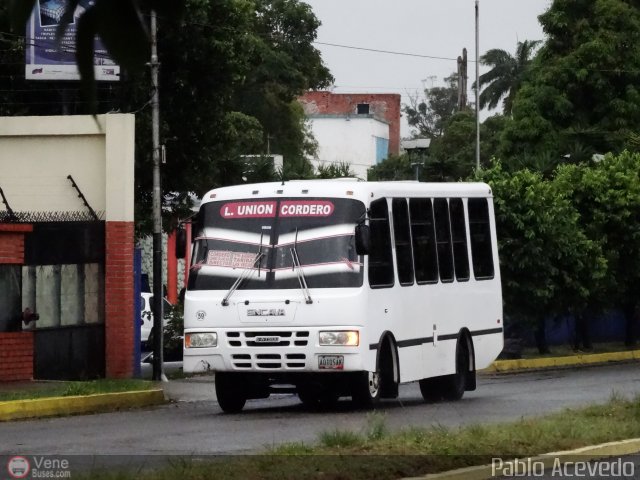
[279,201,334,217]
[206,250,258,269]
[221,202,277,218]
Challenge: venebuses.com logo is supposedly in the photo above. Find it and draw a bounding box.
[7,456,30,479]
[6,455,71,479]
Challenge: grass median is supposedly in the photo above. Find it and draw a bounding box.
[0,379,156,402]
[78,392,640,480]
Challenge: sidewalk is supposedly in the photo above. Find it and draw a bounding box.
[1,348,639,422]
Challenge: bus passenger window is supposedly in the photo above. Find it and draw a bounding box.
[409,198,438,283]
[368,198,394,288]
[392,198,414,286]
[468,198,495,279]
[449,198,470,281]
[433,198,454,282]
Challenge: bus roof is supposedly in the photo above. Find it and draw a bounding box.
[199,180,493,206]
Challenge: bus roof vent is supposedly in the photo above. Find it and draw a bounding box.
[301,189,309,194]
[252,190,259,195]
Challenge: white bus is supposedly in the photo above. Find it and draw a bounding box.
[183,180,503,413]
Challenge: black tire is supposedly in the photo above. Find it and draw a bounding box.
[351,370,382,408]
[440,343,469,401]
[215,372,247,413]
[418,376,443,402]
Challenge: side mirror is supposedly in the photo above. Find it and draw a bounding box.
[355,224,371,255]
[175,227,187,259]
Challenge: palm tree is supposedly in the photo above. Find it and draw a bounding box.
[476,40,541,115]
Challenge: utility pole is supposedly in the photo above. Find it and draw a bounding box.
[475,0,481,171]
[457,48,468,110]
[150,10,164,382]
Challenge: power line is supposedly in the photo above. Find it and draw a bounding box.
[314,41,463,62]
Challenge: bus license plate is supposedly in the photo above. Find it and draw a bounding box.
[318,355,344,370]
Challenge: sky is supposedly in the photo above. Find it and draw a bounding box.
[302,0,551,136]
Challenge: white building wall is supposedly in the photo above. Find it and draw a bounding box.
[308,116,389,179]
[0,114,135,222]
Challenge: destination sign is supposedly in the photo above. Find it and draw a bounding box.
[279,200,334,217]
[220,200,335,218]
[220,201,277,218]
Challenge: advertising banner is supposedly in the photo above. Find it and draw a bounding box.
[25,0,119,81]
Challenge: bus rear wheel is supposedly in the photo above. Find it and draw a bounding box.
[215,372,247,413]
[419,341,471,402]
[418,376,443,402]
[441,342,469,401]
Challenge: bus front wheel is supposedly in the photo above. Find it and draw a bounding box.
[351,370,381,408]
[215,372,247,413]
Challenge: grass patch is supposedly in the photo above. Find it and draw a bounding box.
[520,341,637,359]
[75,394,640,480]
[0,379,156,402]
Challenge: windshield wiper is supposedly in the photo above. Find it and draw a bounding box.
[222,231,266,306]
[221,251,264,306]
[290,228,313,304]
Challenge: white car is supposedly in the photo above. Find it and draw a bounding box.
[140,292,173,348]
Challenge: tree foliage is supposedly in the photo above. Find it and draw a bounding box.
[476,40,541,115]
[403,74,459,138]
[554,151,640,317]
[501,0,640,158]
[475,163,606,325]
[367,154,414,181]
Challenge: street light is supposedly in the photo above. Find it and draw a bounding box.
[402,138,431,182]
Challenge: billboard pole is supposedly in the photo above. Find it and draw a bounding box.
[150,9,165,382]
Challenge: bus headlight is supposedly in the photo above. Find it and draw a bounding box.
[319,330,359,346]
[185,332,218,348]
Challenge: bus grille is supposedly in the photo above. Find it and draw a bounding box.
[231,353,307,369]
[226,331,310,348]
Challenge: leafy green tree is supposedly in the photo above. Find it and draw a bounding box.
[232,0,332,173]
[475,163,606,351]
[476,40,541,115]
[427,111,477,180]
[367,154,414,181]
[554,151,640,345]
[403,74,459,138]
[501,0,640,158]
[315,162,356,179]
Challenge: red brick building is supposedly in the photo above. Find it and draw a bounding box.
[300,92,401,155]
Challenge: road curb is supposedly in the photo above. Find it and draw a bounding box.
[0,389,165,422]
[404,438,640,480]
[485,349,640,373]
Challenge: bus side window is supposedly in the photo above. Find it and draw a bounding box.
[433,198,454,283]
[368,198,395,288]
[409,198,438,284]
[468,198,495,279]
[449,198,470,281]
[392,198,414,286]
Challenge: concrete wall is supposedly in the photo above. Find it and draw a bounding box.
[0,114,136,379]
[0,114,134,221]
[308,116,390,179]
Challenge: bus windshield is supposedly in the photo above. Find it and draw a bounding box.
[188,197,366,291]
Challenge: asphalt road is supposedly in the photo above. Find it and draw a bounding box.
[2,363,640,458]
